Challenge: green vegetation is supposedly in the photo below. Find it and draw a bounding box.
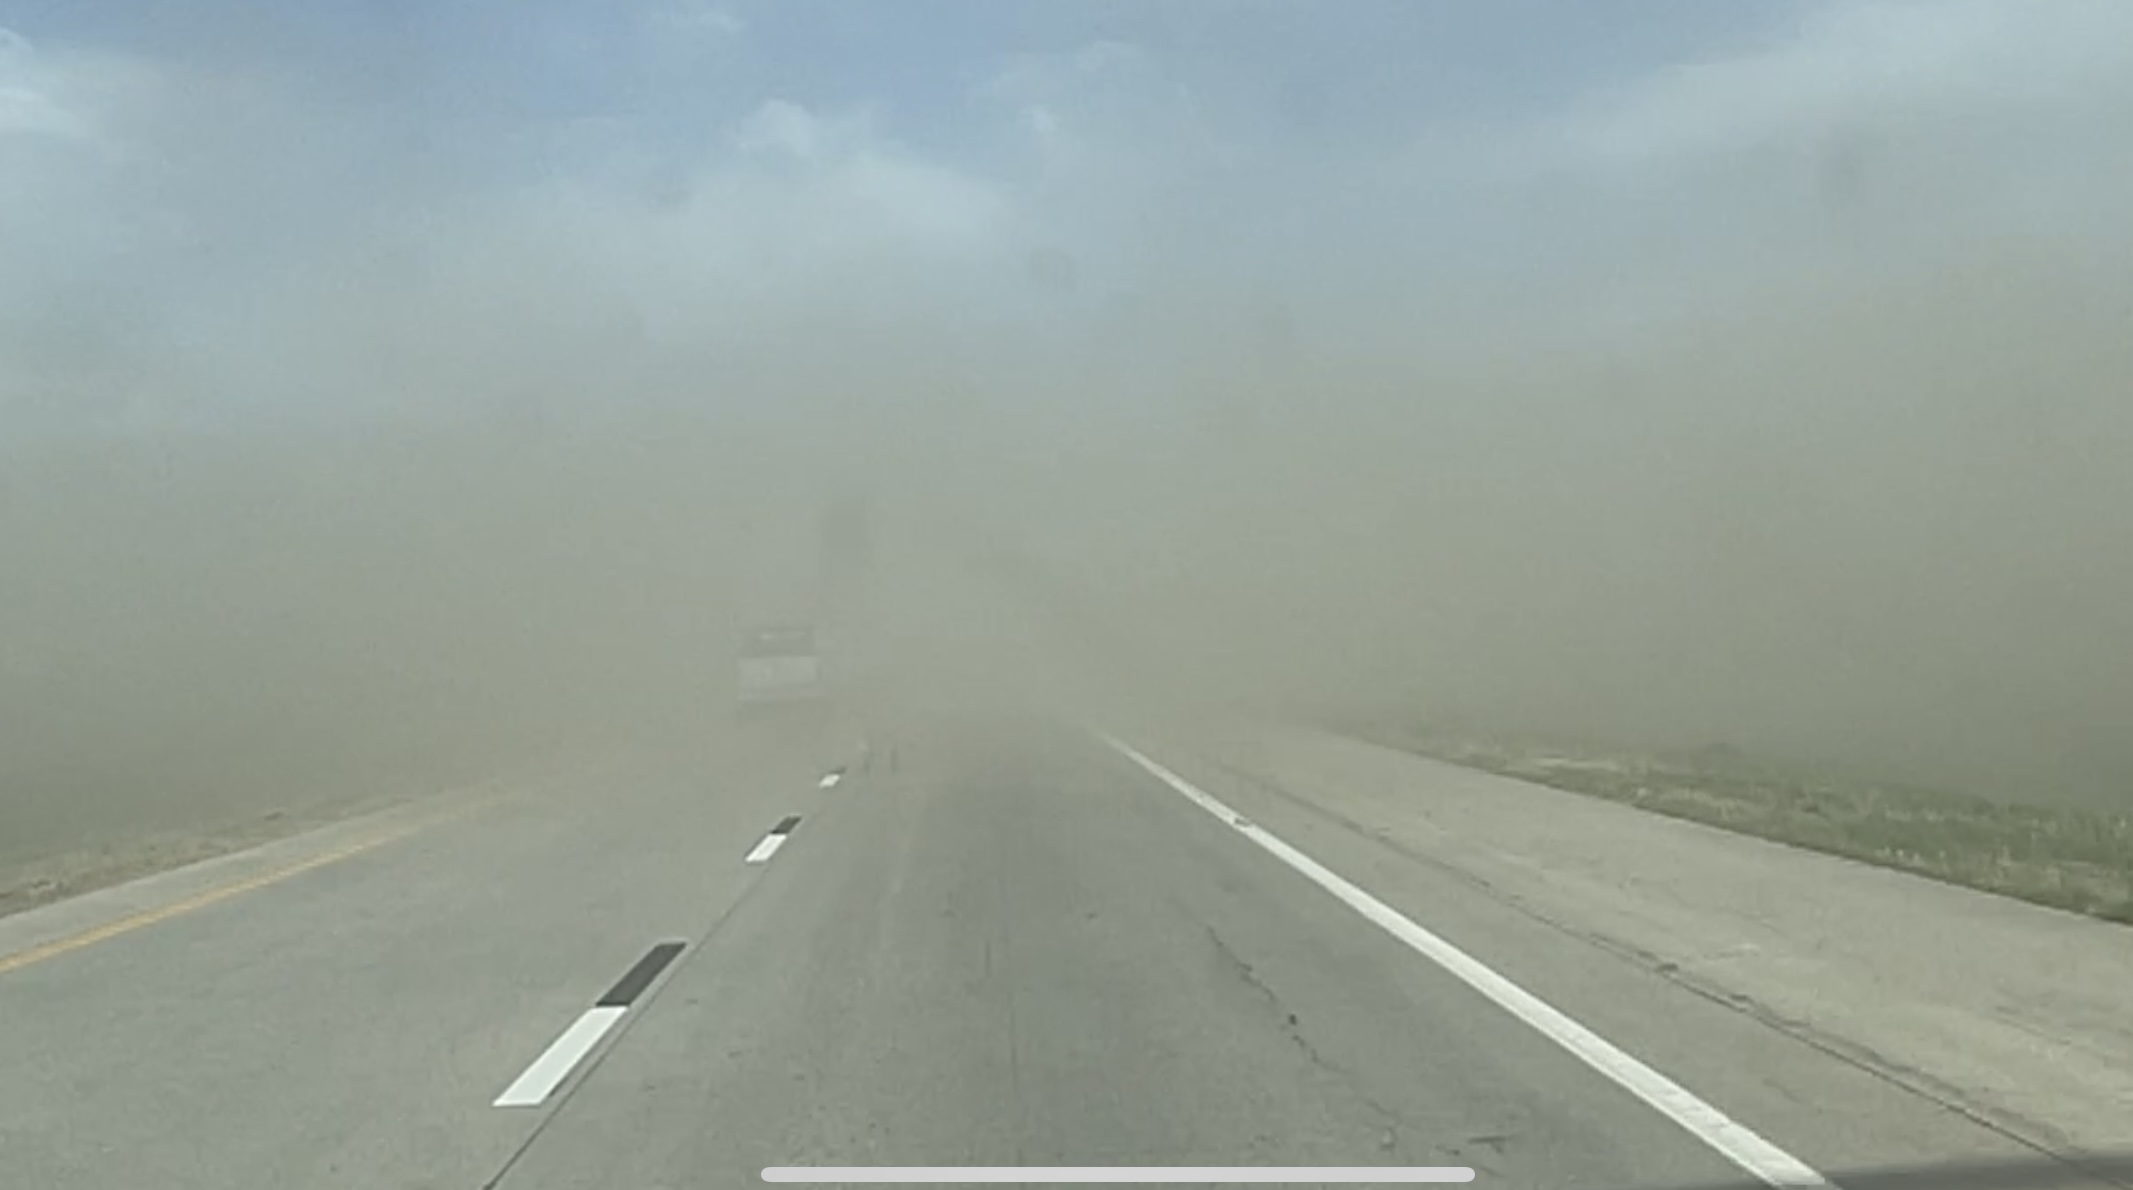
[1340,719,2133,925]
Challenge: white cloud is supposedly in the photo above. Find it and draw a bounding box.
[1324,0,2133,331]
[0,28,101,144]
[1022,104,1060,142]
[733,98,840,161]
[172,89,1029,427]
[7,2,2133,431]
[0,83,84,139]
[651,1,745,38]
[1541,0,2133,210]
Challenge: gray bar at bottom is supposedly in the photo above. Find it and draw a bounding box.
[761,1168,1476,1183]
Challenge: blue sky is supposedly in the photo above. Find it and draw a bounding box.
[2,0,2130,432]
[1,1,1785,143]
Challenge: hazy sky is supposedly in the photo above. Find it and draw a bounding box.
[6,2,2133,811]
[5,0,2130,433]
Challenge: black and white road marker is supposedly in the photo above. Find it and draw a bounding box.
[493,941,686,1108]
[744,814,804,864]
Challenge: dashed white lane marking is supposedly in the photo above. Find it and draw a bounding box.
[1105,737,1832,1190]
[493,942,685,1109]
[493,1006,626,1107]
[745,832,789,864]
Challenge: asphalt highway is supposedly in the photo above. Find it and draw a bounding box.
[2,711,2118,1190]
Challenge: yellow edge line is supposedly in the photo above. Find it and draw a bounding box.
[0,797,494,977]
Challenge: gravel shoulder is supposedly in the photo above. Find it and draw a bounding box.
[0,750,597,923]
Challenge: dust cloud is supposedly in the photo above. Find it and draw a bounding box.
[967,240,2133,805]
[5,2,2133,896]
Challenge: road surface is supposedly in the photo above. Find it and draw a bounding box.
[0,712,2117,1189]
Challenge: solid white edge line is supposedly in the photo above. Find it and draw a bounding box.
[1102,735,1834,1190]
[761,1168,1473,1183]
[744,832,788,864]
[493,1005,628,1107]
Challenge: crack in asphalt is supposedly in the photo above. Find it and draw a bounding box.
[1202,924,1409,1157]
